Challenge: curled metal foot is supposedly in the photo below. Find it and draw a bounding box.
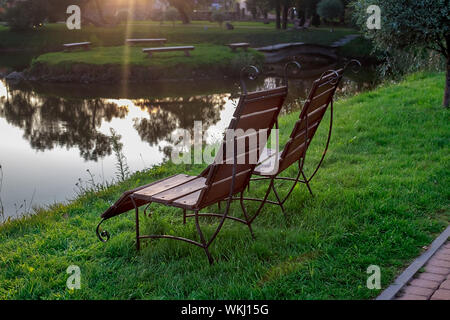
[96,218,110,243]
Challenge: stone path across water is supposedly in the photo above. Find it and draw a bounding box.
[330,34,360,48]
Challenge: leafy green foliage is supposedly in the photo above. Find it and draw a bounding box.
[4,0,48,31]
[164,7,179,26]
[317,0,344,20]
[351,0,449,54]
[211,10,225,27]
[350,0,450,106]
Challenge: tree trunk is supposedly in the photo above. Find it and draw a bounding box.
[444,57,450,108]
[94,0,106,24]
[174,6,190,24]
[282,6,288,30]
[275,1,281,29]
[443,36,450,107]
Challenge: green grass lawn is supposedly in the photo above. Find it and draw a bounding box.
[0,72,448,299]
[33,44,263,68]
[0,21,357,51]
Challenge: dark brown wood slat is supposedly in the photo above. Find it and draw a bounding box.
[234,107,279,131]
[233,87,287,117]
[236,95,285,116]
[285,122,320,154]
[151,177,207,202]
[245,86,288,100]
[172,190,202,208]
[201,170,252,206]
[210,163,254,182]
[134,174,196,198]
[279,141,307,172]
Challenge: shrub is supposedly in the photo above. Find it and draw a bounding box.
[4,0,48,31]
[164,7,178,26]
[211,10,225,27]
[317,0,344,21]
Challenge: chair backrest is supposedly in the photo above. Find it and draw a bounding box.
[198,86,288,207]
[277,68,344,173]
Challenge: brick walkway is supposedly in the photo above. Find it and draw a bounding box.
[395,241,450,300]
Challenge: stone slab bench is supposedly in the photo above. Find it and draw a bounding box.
[227,43,250,52]
[63,42,92,52]
[126,38,167,46]
[142,46,195,58]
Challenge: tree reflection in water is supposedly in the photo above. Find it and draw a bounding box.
[0,85,128,161]
[0,81,228,163]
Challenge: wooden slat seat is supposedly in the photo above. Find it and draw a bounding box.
[126,38,167,46]
[63,42,91,51]
[142,46,195,58]
[228,43,250,52]
[97,79,288,264]
[247,65,352,215]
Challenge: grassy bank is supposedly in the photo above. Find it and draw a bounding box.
[0,72,448,299]
[28,44,264,81]
[0,22,357,51]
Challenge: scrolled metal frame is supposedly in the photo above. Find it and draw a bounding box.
[240,65,260,95]
[244,60,361,214]
[96,218,110,242]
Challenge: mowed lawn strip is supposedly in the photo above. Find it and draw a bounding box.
[0,22,356,50]
[32,44,264,68]
[0,72,448,299]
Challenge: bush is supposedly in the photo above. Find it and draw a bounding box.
[317,0,344,21]
[164,7,178,26]
[4,0,48,31]
[211,10,225,27]
[116,10,129,23]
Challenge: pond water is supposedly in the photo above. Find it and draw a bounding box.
[0,57,376,221]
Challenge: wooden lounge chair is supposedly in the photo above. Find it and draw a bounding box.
[247,60,361,213]
[96,67,287,264]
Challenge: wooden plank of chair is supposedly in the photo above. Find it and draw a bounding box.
[133,174,197,199]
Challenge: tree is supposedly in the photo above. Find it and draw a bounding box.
[211,10,225,27]
[351,0,450,107]
[317,0,344,30]
[166,0,193,24]
[4,0,48,30]
[164,7,178,26]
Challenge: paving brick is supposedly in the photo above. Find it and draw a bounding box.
[427,257,450,268]
[433,253,450,262]
[437,248,450,256]
[439,280,450,290]
[430,289,450,300]
[409,278,440,290]
[401,285,434,298]
[424,265,450,275]
[416,272,446,283]
[396,294,428,300]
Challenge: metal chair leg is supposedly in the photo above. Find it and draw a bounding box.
[131,196,141,251]
[301,171,314,197]
[194,210,214,265]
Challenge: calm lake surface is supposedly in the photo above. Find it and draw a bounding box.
[0,58,376,220]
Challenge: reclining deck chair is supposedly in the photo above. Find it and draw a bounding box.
[247,60,361,213]
[96,67,287,264]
